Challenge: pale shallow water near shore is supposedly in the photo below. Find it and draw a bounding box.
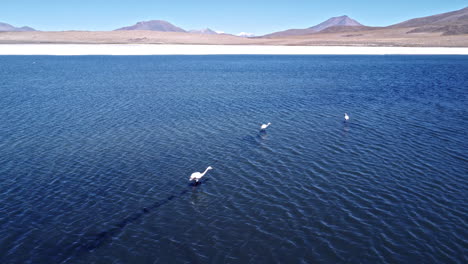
[1,44,468,55]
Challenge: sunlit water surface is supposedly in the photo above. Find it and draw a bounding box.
[0,55,467,263]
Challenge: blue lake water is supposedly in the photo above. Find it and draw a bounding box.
[0,55,467,263]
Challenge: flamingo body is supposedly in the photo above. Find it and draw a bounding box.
[260,122,271,130]
[189,166,213,182]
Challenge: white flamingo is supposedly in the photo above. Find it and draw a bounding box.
[260,122,271,131]
[189,166,213,183]
[344,113,349,121]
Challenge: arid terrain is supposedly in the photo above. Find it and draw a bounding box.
[0,28,466,47]
[1,7,467,47]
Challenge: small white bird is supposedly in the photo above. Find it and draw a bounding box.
[344,113,349,121]
[260,122,271,131]
[189,166,213,183]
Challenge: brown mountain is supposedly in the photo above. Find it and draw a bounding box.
[318,25,378,34]
[389,6,468,35]
[264,15,363,37]
[0,22,35,32]
[263,7,468,38]
[1,7,467,47]
[115,20,186,32]
[189,28,218,35]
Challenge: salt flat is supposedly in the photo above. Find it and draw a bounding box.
[1,44,468,55]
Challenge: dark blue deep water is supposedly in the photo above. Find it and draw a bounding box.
[0,55,467,263]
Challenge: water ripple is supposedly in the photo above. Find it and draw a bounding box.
[0,55,467,263]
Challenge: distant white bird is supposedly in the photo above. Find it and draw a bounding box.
[344,113,350,121]
[260,122,271,131]
[189,166,213,183]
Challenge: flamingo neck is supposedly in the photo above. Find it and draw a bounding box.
[201,167,210,176]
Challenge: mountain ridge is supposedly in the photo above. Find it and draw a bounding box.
[189,28,218,35]
[264,15,363,37]
[262,7,468,37]
[0,22,36,32]
[389,6,468,35]
[115,20,186,32]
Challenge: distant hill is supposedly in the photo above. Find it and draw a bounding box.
[264,15,363,37]
[389,6,468,35]
[1,7,467,47]
[318,25,378,34]
[189,28,218,34]
[0,22,35,32]
[115,20,186,32]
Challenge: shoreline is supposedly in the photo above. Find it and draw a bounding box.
[1,44,468,55]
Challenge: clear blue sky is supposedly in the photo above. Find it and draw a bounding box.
[2,0,467,35]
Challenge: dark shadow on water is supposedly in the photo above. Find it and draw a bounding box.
[242,135,258,145]
[68,178,211,256]
[258,131,268,140]
[342,121,368,131]
[62,132,257,260]
[188,178,210,187]
[343,122,350,133]
[242,133,268,146]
